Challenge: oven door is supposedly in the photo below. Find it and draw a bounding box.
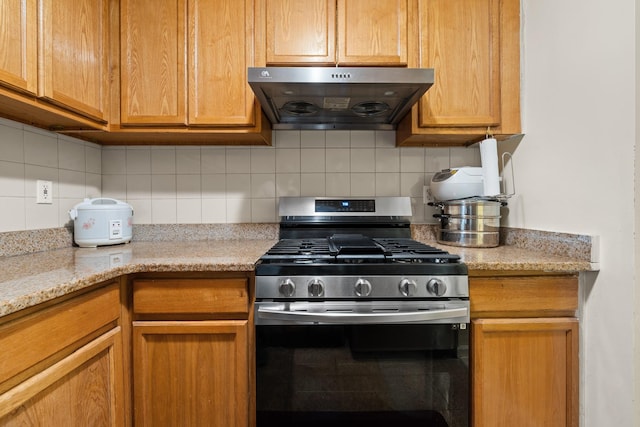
[255,300,470,427]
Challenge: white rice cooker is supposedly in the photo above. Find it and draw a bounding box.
[69,198,133,248]
[430,167,485,201]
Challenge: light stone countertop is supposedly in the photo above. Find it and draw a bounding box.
[0,236,596,319]
[0,240,277,318]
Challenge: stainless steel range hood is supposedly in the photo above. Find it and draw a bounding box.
[248,67,434,130]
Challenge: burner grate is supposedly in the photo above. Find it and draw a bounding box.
[260,237,459,264]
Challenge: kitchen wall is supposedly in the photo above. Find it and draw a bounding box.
[0,117,102,232]
[515,1,637,426]
[0,119,481,233]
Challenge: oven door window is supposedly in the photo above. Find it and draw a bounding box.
[256,324,469,427]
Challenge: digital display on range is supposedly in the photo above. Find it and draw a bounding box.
[315,199,375,212]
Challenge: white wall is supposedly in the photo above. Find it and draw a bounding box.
[515,1,637,425]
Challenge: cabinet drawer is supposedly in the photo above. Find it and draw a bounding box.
[133,278,249,315]
[470,275,579,318]
[0,282,119,386]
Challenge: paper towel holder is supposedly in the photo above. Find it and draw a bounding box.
[501,151,516,198]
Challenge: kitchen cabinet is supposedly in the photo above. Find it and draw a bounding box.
[111,0,270,145]
[0,0,37,95]
[40,0,110,123]
[264,0,412,66]
[0,0,110,130]
[0,281,124,426]
[131,275,252,426]
[470,273,579,427]
[396,0,521,146]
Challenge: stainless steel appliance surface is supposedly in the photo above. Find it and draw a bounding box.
[248,67,434,130]
[255,196,469,427]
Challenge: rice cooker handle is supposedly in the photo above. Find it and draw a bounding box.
[90,198,120,205]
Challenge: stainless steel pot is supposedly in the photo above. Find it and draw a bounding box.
[430,198,504,248]
[435,215,501,232]
[432,199,502,217]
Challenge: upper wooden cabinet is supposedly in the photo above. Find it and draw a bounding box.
[0,0,37,95]
[116,0,270,144]
[265,0,411,66]
[0,0,109,129]
[397,0,521,146]
[39,0,110,123]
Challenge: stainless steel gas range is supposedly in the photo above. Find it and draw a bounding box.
[255,197,470,427]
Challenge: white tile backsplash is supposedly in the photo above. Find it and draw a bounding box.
[0,120,484,231]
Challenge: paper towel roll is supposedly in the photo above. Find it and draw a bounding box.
[479,137,500,196]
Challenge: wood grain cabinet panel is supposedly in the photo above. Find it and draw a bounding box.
[133,278,249,315]
[265,0,410,66]
[337,0,408,66]
[469,274,579,427]
[472,318,578,427]
[0,328,124,427]
[0,282,124,427]
[265,0,336,65]
[120,0,260,127]
[131,275,252,426]
[0,0,37,95]
[39,0,110,122]
[133,321,249,427]
[188,0,257,126]
[397,0,521,146]
[120,0,186,125]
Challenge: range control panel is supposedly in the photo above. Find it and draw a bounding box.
[315,199,375,213]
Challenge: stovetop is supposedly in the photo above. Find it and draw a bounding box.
[255,234,467,276]
[260,234,460,264]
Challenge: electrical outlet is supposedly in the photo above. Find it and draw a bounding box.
[36,180,53,204]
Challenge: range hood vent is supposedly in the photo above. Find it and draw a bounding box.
[248,67,434,131]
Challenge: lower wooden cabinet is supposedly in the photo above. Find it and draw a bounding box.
[130,275,252,427]
[132,320,249,427]
[472,317,578,427]
[0,282,124,426]
[470,274,579,427]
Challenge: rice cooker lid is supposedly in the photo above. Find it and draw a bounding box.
[72,198,133,211]
[432,167,483,183]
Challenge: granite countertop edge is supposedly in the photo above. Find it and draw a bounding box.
[0,235,596,319]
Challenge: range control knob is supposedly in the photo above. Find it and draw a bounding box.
[399,278,418,297]
[279,278,296,297]
[354,278,372,297]
[427,278,447,296]
[308,278,325,297]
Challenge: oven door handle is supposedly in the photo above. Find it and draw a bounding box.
[257,306,468,324]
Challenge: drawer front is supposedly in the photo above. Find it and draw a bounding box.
[470,275,579,318]
[0,282,120,385]
[133,278,249,315]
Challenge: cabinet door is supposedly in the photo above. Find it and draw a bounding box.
[0,327,125,427]
[189,0,257,126]
[337,0,408,66]
[472,318,578,427]
[0,0,37,94]
[39,0,109,123]
[133,320,249,427]
[418,0,500,127]
[265,0,336,65]
[120,0,187,125]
